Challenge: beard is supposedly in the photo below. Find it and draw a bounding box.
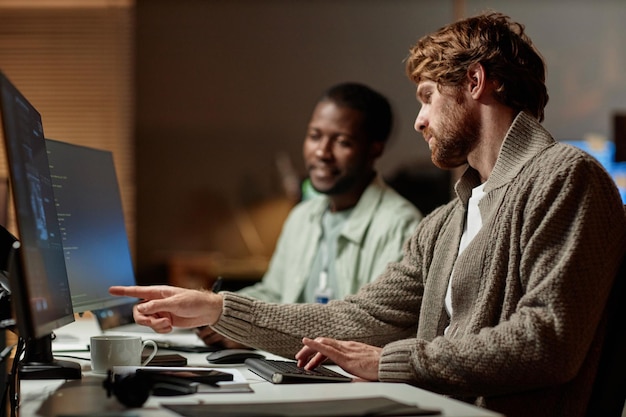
[309,161,371,196]
[426,95,480,170]
[313,173,359,196]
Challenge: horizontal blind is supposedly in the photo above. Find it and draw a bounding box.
[0,3,135,256]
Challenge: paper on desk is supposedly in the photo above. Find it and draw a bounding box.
[163,397,441,416]
[51,343,90,352]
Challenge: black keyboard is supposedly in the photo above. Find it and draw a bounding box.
[245,358,352,384]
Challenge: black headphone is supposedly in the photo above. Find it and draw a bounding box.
[103,370,199,408]
[103,371,153,408]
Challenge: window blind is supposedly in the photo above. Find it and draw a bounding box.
[0,1,135,255]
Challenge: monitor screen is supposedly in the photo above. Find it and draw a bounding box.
[561,139,626,204]
[46,139,137,313]
[0,71,80,379]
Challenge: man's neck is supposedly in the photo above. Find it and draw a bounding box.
[467,107,517,183]
[327,172,375,212]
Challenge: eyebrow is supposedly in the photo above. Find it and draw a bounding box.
[416,84,430,102]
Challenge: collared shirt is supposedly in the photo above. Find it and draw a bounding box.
[237,175,422,303]
[301,206,353,303]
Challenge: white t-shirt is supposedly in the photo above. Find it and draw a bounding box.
[445,183,486,332]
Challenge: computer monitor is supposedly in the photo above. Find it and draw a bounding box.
[561,139,626,204]
[46,139,137,314]
[0,71,81,379]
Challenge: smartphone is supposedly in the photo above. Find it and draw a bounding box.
[142,353,188,367]
[154,341,222,353]
[137,369,234,384]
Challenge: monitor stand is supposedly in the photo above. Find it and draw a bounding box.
[18,334,81,380]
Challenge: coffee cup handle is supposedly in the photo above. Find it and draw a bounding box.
[140,339,158,366]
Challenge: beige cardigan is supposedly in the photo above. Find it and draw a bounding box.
[213,112,626,417]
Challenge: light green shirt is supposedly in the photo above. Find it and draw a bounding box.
[302,207,353,303]
[238,175,423,303]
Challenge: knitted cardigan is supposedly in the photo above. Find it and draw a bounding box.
[212,112,626,417]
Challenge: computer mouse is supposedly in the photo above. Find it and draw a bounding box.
[206,349,265,364]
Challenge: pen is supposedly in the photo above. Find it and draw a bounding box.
[0,343,16,365]
[211,276,223,294]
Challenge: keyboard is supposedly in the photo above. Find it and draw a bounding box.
[245,358,352,384]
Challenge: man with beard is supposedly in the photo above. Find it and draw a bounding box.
[111,12,626,417]
[197,82,422,347]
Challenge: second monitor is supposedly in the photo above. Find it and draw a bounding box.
[46,139,137,314]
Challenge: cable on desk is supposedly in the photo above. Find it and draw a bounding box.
[4,337,24,417]
[53,354,91,361]
[0,342,17,417]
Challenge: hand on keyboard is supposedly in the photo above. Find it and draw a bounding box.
[245,358,352,384]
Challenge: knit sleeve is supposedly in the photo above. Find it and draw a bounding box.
[210,223,432,359]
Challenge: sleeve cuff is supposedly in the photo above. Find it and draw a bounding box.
[210,292,256,340]
[379,338,417,382]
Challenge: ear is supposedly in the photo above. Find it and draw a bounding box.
[466,63,487,100]
[369,141,385,159]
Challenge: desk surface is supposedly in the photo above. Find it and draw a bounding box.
[18,316,503,417]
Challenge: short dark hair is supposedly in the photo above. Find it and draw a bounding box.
[319,82,393,143]
[406,12,549,122]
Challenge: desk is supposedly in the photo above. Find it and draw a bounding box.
[17,317,504,417]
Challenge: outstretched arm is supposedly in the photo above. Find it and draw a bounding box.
[109,285,223,333]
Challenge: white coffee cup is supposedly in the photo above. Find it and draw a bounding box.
[90,335,158,374]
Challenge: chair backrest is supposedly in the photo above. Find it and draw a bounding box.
[584,215,626,417]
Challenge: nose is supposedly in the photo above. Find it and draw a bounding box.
[414,108,427,132]
[315,137,332,158]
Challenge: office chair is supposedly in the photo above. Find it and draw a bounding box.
[584,212,626,417]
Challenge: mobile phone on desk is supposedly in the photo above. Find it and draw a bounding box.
[154,340,222,353]
[137,368,234,384]
[142,353,188,367]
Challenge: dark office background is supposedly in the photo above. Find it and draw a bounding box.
[1,0,625,286]
[134,0,456,284]
[134,0,626,284]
